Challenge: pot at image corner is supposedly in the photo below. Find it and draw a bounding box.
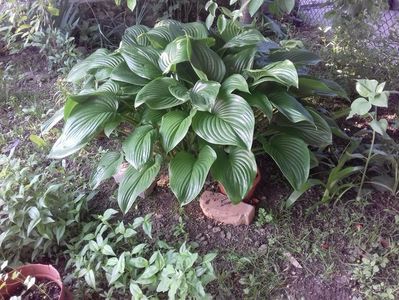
[0,264,72,300]
[218,168,262,205]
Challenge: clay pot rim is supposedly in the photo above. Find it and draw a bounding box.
[0,264,69,300]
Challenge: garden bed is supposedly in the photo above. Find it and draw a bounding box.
[1,45,398,300]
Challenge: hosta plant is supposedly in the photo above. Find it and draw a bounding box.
[49,16,346,213]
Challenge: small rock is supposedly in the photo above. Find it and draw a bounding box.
[261,196,266,201]
[226,232,232,240]
[255,241,260,247]
[199,236,206,242]
[195,233,203,239]
[157,174,169,188]
[212,227,221,233]
[207,225,212,229]
[113,162,129,184]
[202,241,208,246]
[220,231,226,239]
[259,244,267,252]
[199,191,255,225]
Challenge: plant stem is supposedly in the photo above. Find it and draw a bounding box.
[357,128,376,201]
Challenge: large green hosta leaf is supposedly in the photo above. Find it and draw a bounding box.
[292,76,347,99]
[49,94,118,159]
[159,36,191,73]
[247,60,298,88]
[90,152,123,189]
[267,49,321,66]
[246,92,274,121]
[135,78,189,109]
[268,91,314,123]
[122,25,150,47]
[145,23,184,48]
[221,74,249,94]
[190,39,226,82]
[211,147,257,203]
[272,108,332,147]
[159,110,195,153]
[110,62,149,86]
[118,156,162,214]
[68,80,120,103]
[190,80,221,112]
[122,125,157,169]
[222,29,266,49]
[262,134,310,190]
[181,22,209,39]
[219,18,244,42]
[223,47,257,74]
[169,146,217,205]
[120,45,162,80]
[192,94,255,150]
[67,49,123,82]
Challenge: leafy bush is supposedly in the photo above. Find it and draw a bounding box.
[0,154,92,262]
[29,27,80,74]
[49,16,346,213]
[347,79,398,198]
[67,209,216,299]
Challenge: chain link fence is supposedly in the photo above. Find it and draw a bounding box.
[295,0,399,39]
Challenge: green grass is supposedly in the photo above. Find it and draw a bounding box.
[213,194,399,299]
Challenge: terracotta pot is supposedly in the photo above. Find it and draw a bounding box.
[0,264,72,300]
[219,169,262,204]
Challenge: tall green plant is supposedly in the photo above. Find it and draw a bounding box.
[49,17,346,213]
[347,79,395,199]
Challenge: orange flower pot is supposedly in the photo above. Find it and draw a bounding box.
[0,264,72,300]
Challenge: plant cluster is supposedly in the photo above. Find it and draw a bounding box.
[347,79,398,198]
[0,0,81,74]
[67,209,216,299]
[0,154,92,262]
[49,16,347,213]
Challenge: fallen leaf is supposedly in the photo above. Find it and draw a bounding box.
[283,252,303,269]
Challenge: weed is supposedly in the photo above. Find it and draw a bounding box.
[255,208,274,227]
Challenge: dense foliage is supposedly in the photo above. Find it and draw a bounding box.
[67,210,216,299]
[49,16,347,213]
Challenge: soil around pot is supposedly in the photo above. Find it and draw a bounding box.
[10,278,61,300]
